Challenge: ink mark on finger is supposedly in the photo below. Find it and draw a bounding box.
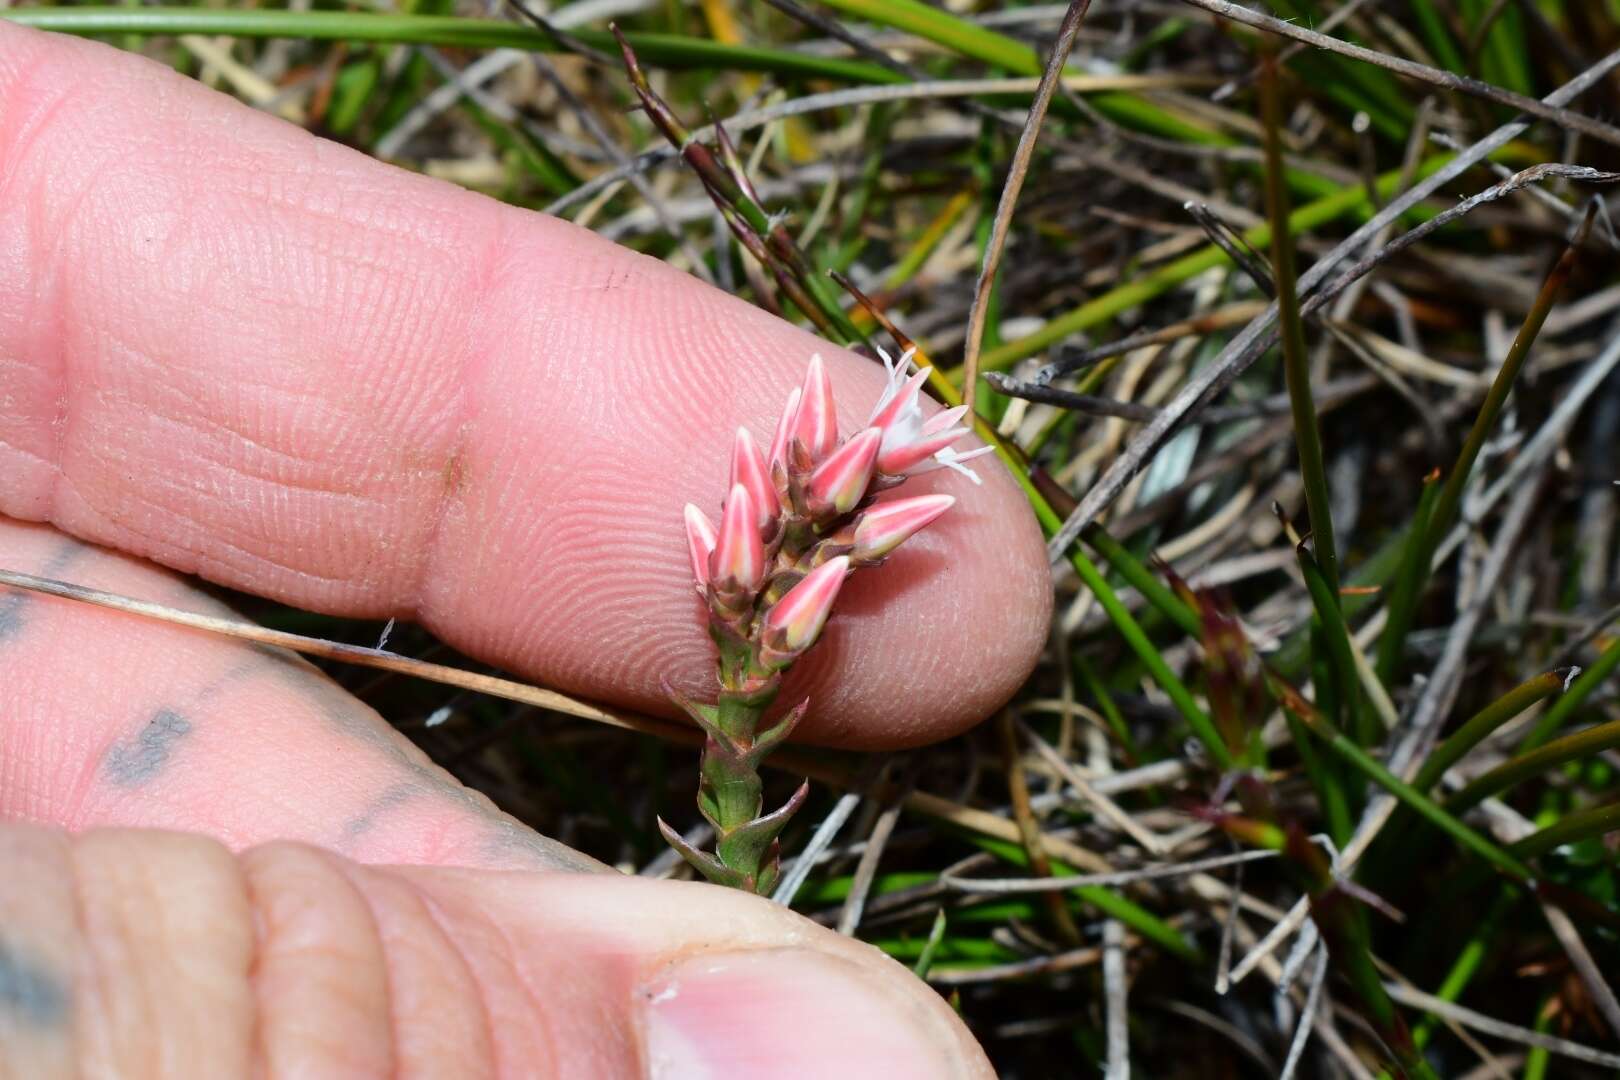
[103,709,193,786]
[0,941,69,1027]
[0,540,85,648]
[342,780,425,840]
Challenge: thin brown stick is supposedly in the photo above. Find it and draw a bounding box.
[1381,983,1620,1069]
[998,711,1084,944]
[1033,300,1269,384]
[1538,898,1620,1038]
[982,374,1161,421]
[0,567,692,741]
[837,780,906,935]
[961,0,1092,423]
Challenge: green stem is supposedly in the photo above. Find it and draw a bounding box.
[1388,216,1588,673]
[1411,889,1517,1050]
[1375,469,1442,686]
[1507,801,1620,861]
[1413,670,1568,793]
[1297,541,1375,745]
[1448,717,1620,814]
[4,8,901,83]
[1080,523,1202,639]
[1286,708,1354,846]
[1275,680,1533,882]
[1520,633,1620,749]
[1263,54,1339,597]
[1072,552,1233,770]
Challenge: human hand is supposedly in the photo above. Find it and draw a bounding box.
[0,23,1049,1076]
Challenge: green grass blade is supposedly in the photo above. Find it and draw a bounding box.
[1386,209,1592,668]
[1412,670,1568,793]
[1296,541,1376,744]
[4,8,905,83]
[1070,551,1233,770]
[1263,51,1339,595]
[1447,717,1620,814]
[1273,681,1534,882]
[1507,801,1620,861]
[966,834,1201,961]
[1374,468,1442,686]
[1079,524,1201,639]
[911,908,949,979]
[811,0,1226,145]
[1410,889,1516,1049]
[1519,632,1620,749]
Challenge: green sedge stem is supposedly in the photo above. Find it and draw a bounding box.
[4,8,902,83]
[1280,684,1534,882]
[1413,670,1567,793]
[1072,553,1233,770]
[1520,632,1620,749]
[1375,469,1441,686]
[1080,524,1202,639]
[1449,717,1620,814]
[1411,889,1516,1050]
[1507,801,1620,861]
[1388,215,1588,680]
[1264,54,1340,598]
[1296,542,1376,745]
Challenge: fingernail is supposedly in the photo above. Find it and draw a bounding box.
[640,948,970,1079]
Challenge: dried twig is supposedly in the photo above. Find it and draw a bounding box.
[1382,984,1620,1069]
[1103,919,1130,1080]
[959,0,1089,422]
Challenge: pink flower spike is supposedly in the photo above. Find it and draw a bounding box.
[853,494,955,561]
[683,503,717,586]
[766,386,802,473]
[793,354,839,461]
[764,555,851,662]
[708,483,765,591]
[729,427,779,528]
[807,427,882,516]
[876,424,971,476]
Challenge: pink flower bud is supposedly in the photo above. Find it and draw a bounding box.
[766,386,802,474]
[875,423,971,476]
[728,427,779,529]
[852,494,955,561]
[709,483,765,591]
[793,354,839,462]
[806,427,882,517]
[683,503,717,586]
[762,555,850,665]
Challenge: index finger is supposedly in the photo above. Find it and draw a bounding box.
[0,24,1051,747]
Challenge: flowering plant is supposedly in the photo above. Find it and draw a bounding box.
[664,352,992,894]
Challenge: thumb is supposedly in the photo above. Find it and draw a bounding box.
[2,823,990,1078]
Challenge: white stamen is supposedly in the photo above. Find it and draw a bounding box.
[914,445,996,485]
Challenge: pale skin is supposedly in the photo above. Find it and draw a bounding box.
[0,23,1052,1078]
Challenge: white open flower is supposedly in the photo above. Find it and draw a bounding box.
[866,346,993,484]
